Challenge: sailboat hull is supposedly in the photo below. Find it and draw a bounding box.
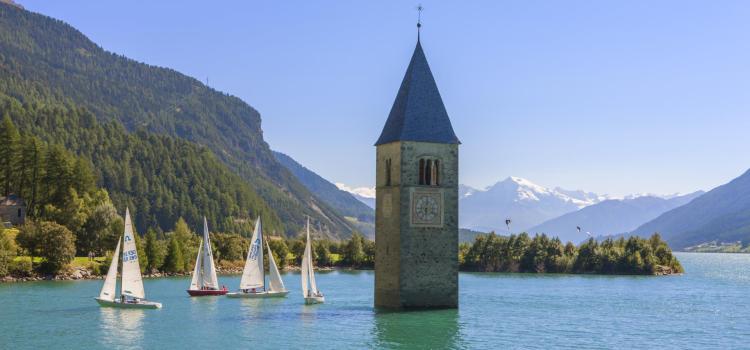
[304,295,325,305]
[187,288,228,296]
[226,290,290,298]
[95,297,162,309]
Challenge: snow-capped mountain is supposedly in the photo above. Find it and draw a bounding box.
[337,176,695,239]
[459,177,611,233]
[335,183,376,209]
[528,191,705,244]
[459,184,478,199]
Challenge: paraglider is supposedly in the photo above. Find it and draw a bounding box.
[577,226,593,238]
[505,218,512,232]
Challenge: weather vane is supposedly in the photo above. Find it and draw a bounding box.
[417,4,423,38]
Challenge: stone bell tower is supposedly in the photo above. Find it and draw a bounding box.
[374,32,460,309]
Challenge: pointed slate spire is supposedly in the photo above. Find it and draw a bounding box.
[375,40,460,146]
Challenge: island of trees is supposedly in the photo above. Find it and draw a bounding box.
[460,232,682,275]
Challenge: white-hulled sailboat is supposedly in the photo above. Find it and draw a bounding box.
[302,218,324,304]
[227,216,288,298]
[95,208,162,309]
[187,217,227,296]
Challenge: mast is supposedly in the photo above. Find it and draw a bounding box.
[261,221,266,291]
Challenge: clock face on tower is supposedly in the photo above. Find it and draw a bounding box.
[411,190,443,227]
[415,196,439,221]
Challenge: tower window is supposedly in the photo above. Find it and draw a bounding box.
[425,160,432,185]
[433,160,439,186]
[385,159,392,186]
[419,159,425,185]
[418,158,440,186]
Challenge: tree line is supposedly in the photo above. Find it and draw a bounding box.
[460,232,683,275]
[0,214,375,277]
[135,219,375,275]
[1,216,682,277]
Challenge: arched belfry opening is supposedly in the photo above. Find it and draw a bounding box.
[418,158,440,186]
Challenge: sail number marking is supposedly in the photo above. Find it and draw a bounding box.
[249,239,260,261]
[123,249,138,262]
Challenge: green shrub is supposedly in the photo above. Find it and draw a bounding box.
[0,230,18,276]
[9,259,32,277]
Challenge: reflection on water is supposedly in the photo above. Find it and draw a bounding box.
[299,301,322,326]
[189,294,219,313]
[373,309,461,349]
[98,307,145,349]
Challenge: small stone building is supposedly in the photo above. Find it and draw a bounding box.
[0,194,26,226]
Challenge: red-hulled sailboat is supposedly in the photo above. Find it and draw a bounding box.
[186,217,228,296]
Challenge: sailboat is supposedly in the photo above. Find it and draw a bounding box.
[227,216,288,298]
[95,208,162,309]
[186,217,227,296]
[301,218,324,304]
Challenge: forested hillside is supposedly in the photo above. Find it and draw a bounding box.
[0,3,353,237]
[0,98,282,236]
[273,151,374,222]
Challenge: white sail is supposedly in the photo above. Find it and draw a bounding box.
[300,226,309,297]
[239,216,265,290]
[301,218,319,297]
[121,208,146,299]
[201,217,219,289]
[189,239,203,291]
[266,240,285,292]
[98,238,121,301]
[306,221,318,294]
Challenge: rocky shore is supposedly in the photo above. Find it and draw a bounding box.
[653,264,681,276]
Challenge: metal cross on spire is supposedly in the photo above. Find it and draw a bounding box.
[416,4,423,40]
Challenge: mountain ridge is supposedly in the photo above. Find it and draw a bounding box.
[273,151,374,223]
[631,168,750,249]
[529,191,704,243]
[459,176,609,233]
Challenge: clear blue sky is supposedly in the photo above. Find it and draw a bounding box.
[19,0,750,196]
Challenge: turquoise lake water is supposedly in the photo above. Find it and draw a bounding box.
[1,252,749,349]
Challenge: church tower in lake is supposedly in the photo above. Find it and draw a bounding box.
[374,29,460,309]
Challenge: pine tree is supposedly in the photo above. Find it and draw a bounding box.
[41,145,73,210]
[134,231,148,274]
[144,229,163,272]
[343,232,365,267]
[0,113,20,196]
[163,235,184,273]
[72,158,96,194]
[16,136,43,214]
[314,241,331,266]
